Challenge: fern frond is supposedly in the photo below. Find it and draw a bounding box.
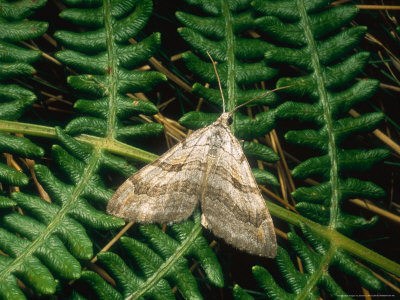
[255,0,389,234]
[235,226,384,300]
[0,0,47,209]
[0,0,46,211]
[177,0,280,188]
[234,245,321,300]
[0,1,46,210]
[77,219,223,300]
[54,0,166,141]
[0,2,74,298]
[0,0,170,298]
[233,0,395,298]
[0,129,126,299]
[0,0,47,120]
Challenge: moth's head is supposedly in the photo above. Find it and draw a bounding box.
[217,112,233,126]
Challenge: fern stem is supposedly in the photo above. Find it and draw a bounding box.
[221,0,236,114]
[0,119,57,138]
[127,221,203,299]
[0,120,158,162]
[297,0,341,229]
[103,0,118,139]
[221,0,239,137]
[297,246,336,300]
[267,201,400,277]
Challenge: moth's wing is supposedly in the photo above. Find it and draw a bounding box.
[107,126,213,223]
[200,128,277,258]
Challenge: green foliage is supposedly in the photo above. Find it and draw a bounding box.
[0,0,47,105]
[0,1,48,152]
[0,133,43,187]
[0,0,48,208]
[176,0,280,184]
[256,0,389,233]
[0,0,47,20]
[232,0,392,298]
[0,2,48,208]
[0,2,62,298]
[79,219,223,300]
[235,226,386,300]
[0,127,127,299]
[54,0,166,141]
[234,244,321,300]
[1,0,172,298]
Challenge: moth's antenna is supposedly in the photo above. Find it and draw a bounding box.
[230,85,294,115]
[206,51,226,113]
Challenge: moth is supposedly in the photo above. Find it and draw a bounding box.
[107,56,279,258]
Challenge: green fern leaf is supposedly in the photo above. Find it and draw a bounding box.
[0,129,41,186]
[0,0,47,20]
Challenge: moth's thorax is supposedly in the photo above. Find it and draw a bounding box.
[208,129,224,156]
[215,112,232,127]
[207,113,232,157]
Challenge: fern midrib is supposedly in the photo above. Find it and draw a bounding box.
[296,245,336,300]
[103,0,119,139]
[221,0,237,132]
[0,150,101,279]
[297,0,340,229]
[127,222,203,300]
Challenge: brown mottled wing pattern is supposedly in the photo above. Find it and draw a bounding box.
[107,114,277,257]
[200,124,277,258]
[107,125,213,223]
